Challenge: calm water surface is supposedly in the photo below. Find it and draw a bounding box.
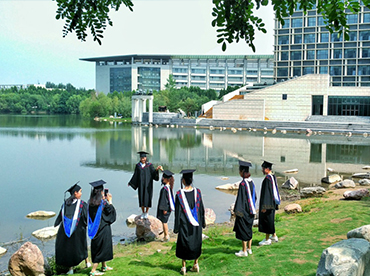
[1,114,369,272]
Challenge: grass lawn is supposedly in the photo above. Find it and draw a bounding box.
[70,195,370,276]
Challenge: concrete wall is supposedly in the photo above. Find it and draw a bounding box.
[96,65,110,94]
[213,99,265,120]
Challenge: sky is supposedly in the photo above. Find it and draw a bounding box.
[0,0,274,89]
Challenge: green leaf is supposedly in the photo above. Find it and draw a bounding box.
[222,41,226,51]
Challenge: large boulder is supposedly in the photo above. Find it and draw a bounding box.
[335,179,356,189]
[321,174,342,184]
[205,208,216,226]
[284,203,302,214]
[300,186,326,198]
[32,226,59,240]
[316,238,370,276]
[8,242,45,276]
[135,215,163,241]
[215,181,239,190]
[359,179,370,186]
[126,214,137,226]
[282,177,299,190]
[26,211,56,219]
[343,189,369,200]
[348,225,370,242]
[0,246,7,256]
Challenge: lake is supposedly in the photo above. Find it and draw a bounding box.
[1,114,369,273]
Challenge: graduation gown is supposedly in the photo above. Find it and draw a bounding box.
[233,179,257,242]
[156,185,174,223]
[174,188,205,260]
[258,174,279,234]
[129,162,159,208]
[54,200,88,267]
[89,202,116,263]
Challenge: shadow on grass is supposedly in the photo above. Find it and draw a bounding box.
[128,260,179,273]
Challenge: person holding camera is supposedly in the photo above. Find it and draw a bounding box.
[88,180,116,276]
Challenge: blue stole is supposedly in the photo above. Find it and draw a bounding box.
[88,200,105,239]
[62,200,83,238]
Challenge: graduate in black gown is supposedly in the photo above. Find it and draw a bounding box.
[156,170,175,242]
[258,160,281,246]
[128,151,162,219]
[233,161,257,257]
[88,180,116,276]
[54,182,90,274]
[174,169,205,275]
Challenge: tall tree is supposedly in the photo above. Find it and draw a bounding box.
[54,0,366,51]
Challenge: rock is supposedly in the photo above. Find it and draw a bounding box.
[0,246,7,256]
[32,226,59,240]
[229,203,235,217]
[343,189,369,200]
[220,177,229,180]
[347,225,370,242]
[362,166,370,170]
[300,186,326,198]
[126,214,136,225]
[272,128,277,134]
[253,219,258,227]
[321,174,342,184]
[284,203,302,214]
[316,238,370,276]
[327,168,335,172]
[335,179,356,189]
[135,215,163,241]
[26,211,56,219]
[352,172,370,179]
[205,208,216,226]
[283,169,298,174]
[281,177,299,190]
[202,234,209,240]
[8,242,45,276]
[359,179,370,186]
[216,181,239,190]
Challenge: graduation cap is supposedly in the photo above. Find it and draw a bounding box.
[239,160,252,173]
[261,160,273,169]
[162,170,174,178]
[137,151,149,158]
[89,179,106,190]
[66,181,81,195]
[180,169,196,187]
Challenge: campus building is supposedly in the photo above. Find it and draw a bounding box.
[80,54,274,94]
[274,3,370,87]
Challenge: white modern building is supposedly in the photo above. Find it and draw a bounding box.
[80,54,274,94]
[274,2,370,87]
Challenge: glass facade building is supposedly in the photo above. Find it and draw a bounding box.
[274,3,370,87]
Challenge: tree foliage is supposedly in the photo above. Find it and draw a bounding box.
[54,0,367,51]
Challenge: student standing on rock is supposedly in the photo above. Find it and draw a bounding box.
[88,180,116,276]
[174,169,205,275]
[54,182,91,275]
[128,151,162,219]
[157,170,175,242]
[233,160,257,257]
[258,160,281,246]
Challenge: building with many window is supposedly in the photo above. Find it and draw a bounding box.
[80,54,274,94]
[274,3,370,87]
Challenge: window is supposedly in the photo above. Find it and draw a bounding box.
[292,18,303,28]
[330,66,342,75]
[307,17,316,26]
[349,31,357,41]
[278,35,290,45]
[277,68,288,77]
[363,48,370,58]
[318,16,325,25]
[317,50,328,59]
[344,48,357,58]
[364,13,370,23]
[320,33,329,42]
[293,67,301,76]
[282,19,290,28]
[347,66,356,75]
[333,49,342,59]
[331,32,343,42]
[360,31,370,40]
[359,65,369,75]
[291,51,302,60]
[304,33,315,43]
[319,67,328,74]
[303,67,315,74]
[346,14,358,24]
[282,94,287,100]
[307,50,315,59]
[281,51,289,60]
[191,68,206,74]
[294,34,302,44]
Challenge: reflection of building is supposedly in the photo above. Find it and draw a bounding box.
[86,126,370,185]
[274,3,370,86]
[80,54,274,93]
[210,74,370,121]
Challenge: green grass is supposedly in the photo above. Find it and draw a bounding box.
[70,197,370,276]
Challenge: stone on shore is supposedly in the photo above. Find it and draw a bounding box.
[126,214,136,225]
[352,172,370,179]
[363,166,370,170]
[32,226,59,240]
[300,186,326,198]
[284,203,302,214]
[0,246,7,256]
[26,211,56,219]
[347,225,370,242]
[283,169,298,174]
[316,238,370,276]
[281,177,298,190]
[229,203,235,217]
[8,242,45,276]
[343,189,369,200]
[205,208,216,226]
[216,181,239,190]
[359,179,370,186]
[321,174,342,184]
[335,179,356,189]
[135,215,163,241]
